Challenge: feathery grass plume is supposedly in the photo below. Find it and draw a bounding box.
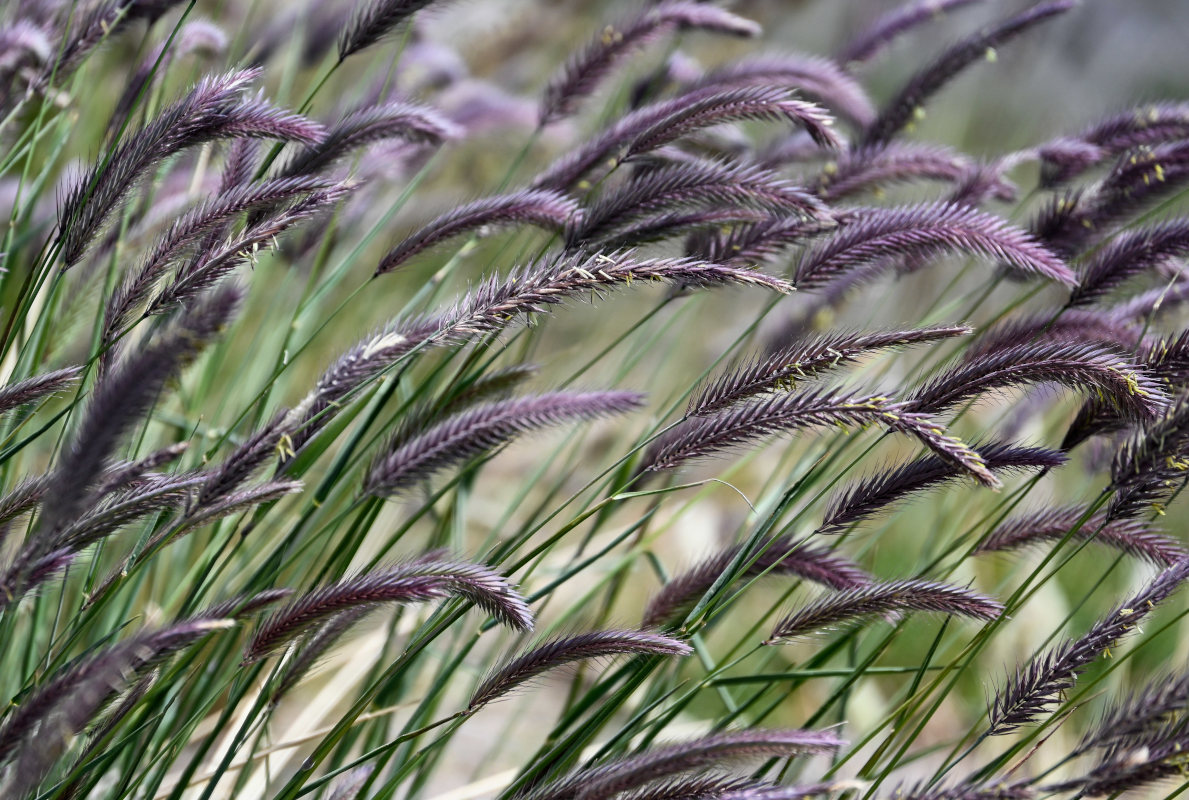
[102,177,335,352]
[602,207,770,249]
[974,506,1186,567]
[1062,332,1189,449]
[646,387,995,485]
[96,442,190,496]
[377,190,579,275]
[642,535,872,628]
[197,588,294,621]
[468,629,692,711]
[1109,278,1189,324]
[904,340,1168,422]
[794,203,1075,290]
[533,85,782,191]
[539,2,760,126]
[614,776,766,800]
[244,557,532,662]
[269,607,372,705]
[689,325,971,416]
[1107,400,1189,520]
[964,311,1142,362]
[643,387,907,472]
[1038,102,1189,185]
[567,160,826,249]
[624,86,840,159]
[281,100,461,178]
[364,391,643,497]
[57,68,323,266]
[0,366,80,417]
[0,618,233,776]
[861,1,1075,148]
[882,780,1034,800]
[766,579,1003,644]
[688,215,837,267]
[814,143,1005,203]
[294,250,789,450]
[388,364,540,451]
[176,480,304,532]
[836,0,986,65]
[821,442,1065,534]
[1067,220,1189,307]
[441,250,793,337]
[337,0,440,61]
[1037,142,1189,257]
[519,730,845,800]
[0,287,240,608]
[988,558,1189,734]
[33,0,135,95]
[1048,719,1189,797]
[682,53,875,127]
[104,20,228,141]
[51,472,204,556]
[146,182,354,315]
[1072,672,1189,757]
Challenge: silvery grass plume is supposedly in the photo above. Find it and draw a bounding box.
[565,160,827,250]
[836,0,985,65]
[0,617,234,797]
[0,286,241,609]
[243,556,533,663]
[287,250,790,451]
[861,1,1076,148]
[363,390,644,497]
[813,143,1011,203]
[642,535,872,629]
[378,189,579,275]
[679,53,875,128]
[642,386,997,487]
[820,442,1066,534]
[765,580,1003,644]
[468,629,692,712]
[903,340,1168,421]
[793,203,1074,290]
[688,325,971,417]
[974,505,1187,567]
[516,729,845,800]
[1071,671,1189,758]
[533,86,839,191]
[57,68,323,266]
[987,558,1189,735]
[1038,101,1189,186]
[281,100,461,179]
[539,2,760,126]
[1106,399,1189,519]
[1065,220,1189,308]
